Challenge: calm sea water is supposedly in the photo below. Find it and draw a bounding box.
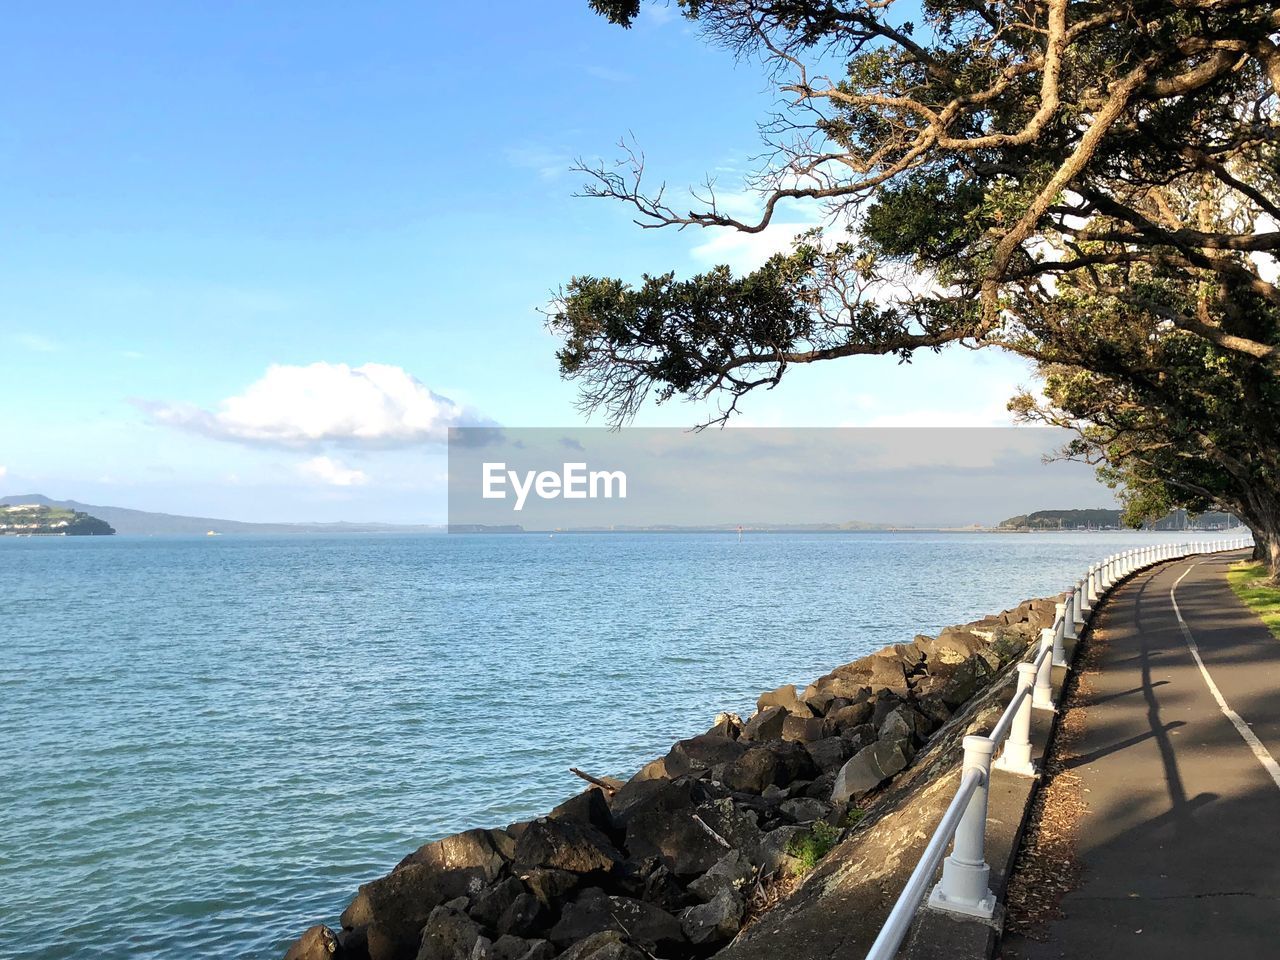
[0,531,1221,958]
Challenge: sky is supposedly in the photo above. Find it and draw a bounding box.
[0,1,1051,523]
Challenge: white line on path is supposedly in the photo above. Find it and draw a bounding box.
[1170,562,1280,792]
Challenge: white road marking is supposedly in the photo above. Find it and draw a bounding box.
[1170,562,1280,791]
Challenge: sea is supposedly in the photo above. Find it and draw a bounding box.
[0,530,1220,958]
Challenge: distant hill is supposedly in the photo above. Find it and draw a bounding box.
[0,502,115,536]
[0,495,444,536]
[1000,508,1240,531]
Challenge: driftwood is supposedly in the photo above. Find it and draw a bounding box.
[570,767,623,795]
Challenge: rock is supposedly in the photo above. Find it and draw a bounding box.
[627,757,669,786]
[555,931,647,960]
[840,723,877,753]
[800,684,837,716]
[913,692,953,727]
[925,626,989,664]
[761,784,787,803]
[801,772,837,801]
[741,705,788,742]
[491,937,554,960]
[780,713,825,743]
[549,889,685,952]
[496,893,545,938]
[877,703,932,743]
[337,927,366,959]
[757,684,810,716]
[812,675,873,701]
[707,712,743,739]
[939,654,994,708]
[664,734,749,777]
[822,700,873,736]
[520,868,579,908]
[512,818,622,876]
[416,905,484,960]
[687,850,754,902]
[469,938,493,960]
[720,746,784,794]
[397,829,508,881]
[283,925,342,960]
[681,887,744,945]
[341,862,490,960]
[870,693,905,728]
[625,795,761,877]
[804,736,848,774]
[493,937,554,960]
[779,797,831,823]
[831,738,915,803]
[469,878,525,930]
[608,775,715,829]
[549,789,614,835]
[754,825,807,874]
[635,860,690,914]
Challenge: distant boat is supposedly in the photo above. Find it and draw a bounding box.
[206,530,221,537]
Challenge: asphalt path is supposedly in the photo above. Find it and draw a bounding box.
[1000,552,1280,959]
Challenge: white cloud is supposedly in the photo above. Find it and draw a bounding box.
[298,456,369,487]
[0,465,7,480]
[144,362,473,448]
[690,223,819,273]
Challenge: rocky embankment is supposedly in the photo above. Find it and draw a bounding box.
[284,597,1060,960]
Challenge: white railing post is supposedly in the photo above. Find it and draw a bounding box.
[1073,578,1088,626]
[1087,565,1100,605]
[1062,591,1078,642]
[1052,605,1068,667]
[1033,627,1056,711]
[993,664,1038,777]
[928,736,997,918]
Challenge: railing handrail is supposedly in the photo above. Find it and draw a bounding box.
[860,535,1252,959]
[988,684,1030,748]
[863,767,985,960]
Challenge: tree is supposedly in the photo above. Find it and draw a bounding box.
[551,0,1280,572]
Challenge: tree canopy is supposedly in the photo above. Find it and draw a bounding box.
[555,0,1280,569]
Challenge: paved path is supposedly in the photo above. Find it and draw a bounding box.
[1000,552,1280,959]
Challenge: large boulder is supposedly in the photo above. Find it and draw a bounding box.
[876,703,932,743]
[687,850,754,903]
[495,893,545,938]
[831,738,915,803]
[663,734,749,777]
[396,829,508,880]
[512,818,622,876]
[804,736,848,774]
[780,713,825,743]
[549,789,614,835]
[520,868,579,909]
[608,776,716,829]
[341,863,489,960]
[415,905,484,960]
[470,877,527,931]
[939,654,995,708]
[283,925,342,960]
[822,700,873,736]
[681,887,745,945]
[555,932,647,960]
[741,705,788,742]
[916,627,988,667]
[625,796,762,877]
[720,746,785,794]
[757,684,810,716]
[549,888,685,952]
[491,937,554,960]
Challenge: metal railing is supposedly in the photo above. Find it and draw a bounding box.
[863,535,1254,960]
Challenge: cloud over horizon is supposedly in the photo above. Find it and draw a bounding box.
[298,455,369,487]
[142,362,477,449]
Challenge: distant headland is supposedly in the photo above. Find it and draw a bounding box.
[0,502,115,536]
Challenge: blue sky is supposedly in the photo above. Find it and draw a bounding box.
[0,1,1039,523]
